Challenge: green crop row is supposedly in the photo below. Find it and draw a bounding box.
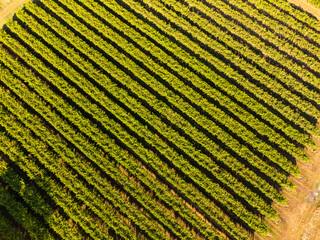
[51,0,297,188]
[94,0,302,180]
[204,0,320,75]
[0,154,83,240]
[32,0,277,233]
[85,0,303,174]
[0,46,225,240]
[227,0,320,62]
[0,203,29,240]
[138,0,311,164]
[0,42,196,239]
[0,174,55,239]
[0,126,112,240]
[0,0,319,238]
[5,7,262,236]
[72,0,288,210]
[245,0,320,52]
[17,3,256,238]
[308,0,320,8]
[0,61,145,239]
[0,107,136,239]
[199,0,320,120]
[77,0,291,201]
[140,0,319,137]
[28,0,278,221]
[103,0,317,147]
[265,0,320,33]
[0,47,167,239]
[160,0,320,144]
[0,72,142,240]
[2,5,255,238]
[0,37,235,239]
[16,5,257,237]
[27,0,288,212]
[73,0,296,195]
[0,24,232,238]
[131,0,319,138]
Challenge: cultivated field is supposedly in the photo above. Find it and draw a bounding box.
[0,0,320,239]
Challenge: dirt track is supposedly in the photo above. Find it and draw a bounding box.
[289,0,320,19]
[0,0,29,27]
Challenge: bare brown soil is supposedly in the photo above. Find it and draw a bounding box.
[259,137,320,240]
[0,0,29,27]
[289,0,320,19]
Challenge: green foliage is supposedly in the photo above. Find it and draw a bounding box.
[0,0,319,239]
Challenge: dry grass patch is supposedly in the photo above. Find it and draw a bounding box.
[259,137,320,240]
[0,0,29,27]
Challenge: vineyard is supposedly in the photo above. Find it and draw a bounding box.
[0,0,320,239]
